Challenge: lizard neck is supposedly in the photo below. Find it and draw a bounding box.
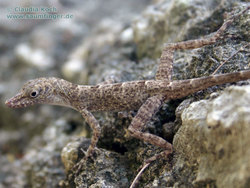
[45,78,81,110]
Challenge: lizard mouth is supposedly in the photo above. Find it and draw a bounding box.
[5,94,34,108]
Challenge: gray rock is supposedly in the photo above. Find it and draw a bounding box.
[173,85,250,188]
[61,138,130,188]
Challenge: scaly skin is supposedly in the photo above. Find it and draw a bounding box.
[5,71,250,111]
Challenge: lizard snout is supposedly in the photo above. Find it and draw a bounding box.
[5,99,11,107]
[5,93,32,108]
[5,97,19,108]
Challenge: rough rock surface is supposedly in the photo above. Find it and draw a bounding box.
[173,85,250,188]
[0,0,249,188]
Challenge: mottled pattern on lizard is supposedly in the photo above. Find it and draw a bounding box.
[5,5,250,184]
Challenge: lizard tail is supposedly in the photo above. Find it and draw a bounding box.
[168,70,250,99]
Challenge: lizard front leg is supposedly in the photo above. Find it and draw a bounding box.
[81,109,101,157]
[73,108,101,173]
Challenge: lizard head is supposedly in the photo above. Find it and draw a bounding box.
[5,78,58,108]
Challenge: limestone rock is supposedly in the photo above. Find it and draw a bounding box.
[173,86,250,188]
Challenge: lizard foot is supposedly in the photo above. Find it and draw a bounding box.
[72,147,98,175]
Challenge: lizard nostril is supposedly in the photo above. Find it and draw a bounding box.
[5,99,11,106]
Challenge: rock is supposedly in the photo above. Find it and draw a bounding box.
[0,118,74,187]
[61,138,131,188]
[143,85,250,188]
[61,137,88,173]
[173,85,250,188]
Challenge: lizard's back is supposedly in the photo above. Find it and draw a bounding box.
[76,80,151,112]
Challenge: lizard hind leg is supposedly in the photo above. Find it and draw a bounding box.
[128,95,172,151]
[155,48,174,81]
[155,6,249,82]
[128,95,173,186]
[163,6,249,52]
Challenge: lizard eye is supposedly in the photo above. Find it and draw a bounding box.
[30,90,39,98]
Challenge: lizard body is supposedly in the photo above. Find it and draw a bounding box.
[6,70,250,111]
[5,5,250,187]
